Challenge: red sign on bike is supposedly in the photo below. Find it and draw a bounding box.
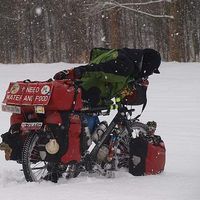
[3,81,53,106]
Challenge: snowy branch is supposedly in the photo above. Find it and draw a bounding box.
[112,0,172,6]
[111,1,174,19]
[86,0,173,19]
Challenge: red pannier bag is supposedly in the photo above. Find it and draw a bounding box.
[44,112,81,164]
[61,114,81,164]
[46,80,83,111]
[145,142,166,175]
[129,136,166,176]
[2,79,83,112]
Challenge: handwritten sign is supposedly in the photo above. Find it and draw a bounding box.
[3,82,53,106]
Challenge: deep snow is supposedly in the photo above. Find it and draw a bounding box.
[0,62,200,200]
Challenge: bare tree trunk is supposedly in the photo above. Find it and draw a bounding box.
[43,7,52,63]
[109,8,120,48]
[27,4,34,63]
[169,0,185,61]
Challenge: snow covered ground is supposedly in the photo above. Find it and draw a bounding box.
[0,62,200,200]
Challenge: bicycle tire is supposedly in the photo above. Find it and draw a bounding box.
[22,133,48,182]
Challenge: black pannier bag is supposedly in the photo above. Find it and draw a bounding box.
[129,135,166,176]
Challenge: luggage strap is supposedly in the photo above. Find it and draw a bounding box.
[71,82,79,112]
[133,96,147,120]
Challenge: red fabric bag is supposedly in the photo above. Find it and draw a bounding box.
[61,114,81,164]
[129,136,166,176]
[145,143,166,175]
[3,80,83,112]
[46,80,83,111]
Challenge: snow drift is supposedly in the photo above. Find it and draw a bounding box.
[0,62,199,200]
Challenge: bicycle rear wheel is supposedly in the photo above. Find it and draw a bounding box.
[22,133,49,182]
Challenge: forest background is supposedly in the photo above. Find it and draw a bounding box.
[0,0,199,64]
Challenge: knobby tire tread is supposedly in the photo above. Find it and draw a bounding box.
[22,133,37,182]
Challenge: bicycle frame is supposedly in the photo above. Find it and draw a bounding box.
[89,106,136,162]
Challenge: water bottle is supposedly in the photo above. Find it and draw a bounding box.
[92,121,108,143]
